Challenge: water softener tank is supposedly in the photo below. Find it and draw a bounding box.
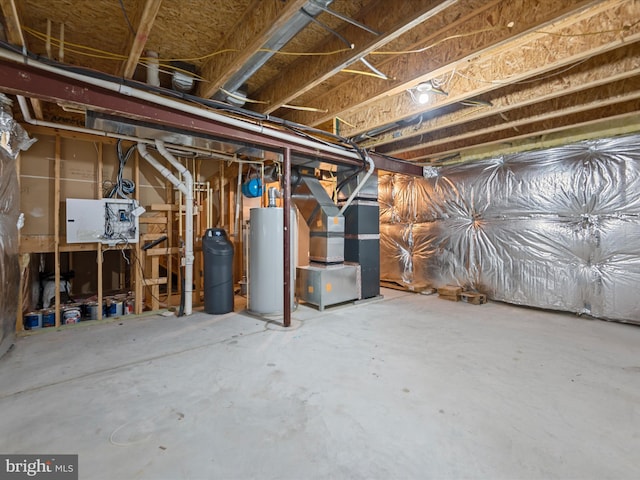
[202,228,234,314]
[248,207,296,315]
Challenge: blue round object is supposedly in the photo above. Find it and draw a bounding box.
[242,178,263,198]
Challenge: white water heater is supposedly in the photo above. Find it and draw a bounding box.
[248,207,297,315]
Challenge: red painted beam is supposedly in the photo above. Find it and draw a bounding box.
[0,57,423,176]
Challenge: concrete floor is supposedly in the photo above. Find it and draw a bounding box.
[0,288,639,480]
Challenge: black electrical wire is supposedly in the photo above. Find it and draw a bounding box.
[117,0,137,37]
[107,139,136,198]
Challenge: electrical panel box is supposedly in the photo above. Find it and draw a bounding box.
[66,198,140,245]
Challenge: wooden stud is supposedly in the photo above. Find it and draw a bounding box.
[407,102,640,162]
[331,0,640,138]
[54,135,61,327]
[97,142,103,320]
[0,0,25,46]
[374,44,640,154]
[400,78,640,159]
[121,0,163,78]
[0,0,44,118]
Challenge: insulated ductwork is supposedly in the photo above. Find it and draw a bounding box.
[217,0,334,104]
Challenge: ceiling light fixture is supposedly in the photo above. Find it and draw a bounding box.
[409,80,448,105]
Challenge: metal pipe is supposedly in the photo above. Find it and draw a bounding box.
[16,94,239,161]
[339,152,375,214]
[309,0,381,35]
[155,140,194,316]
[235,164,242,235]
[283,147,292,328]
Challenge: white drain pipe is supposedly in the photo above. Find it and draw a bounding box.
[155,140,194,316]
[137,143,193,315]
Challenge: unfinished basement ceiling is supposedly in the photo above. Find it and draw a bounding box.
[1,0,639,164]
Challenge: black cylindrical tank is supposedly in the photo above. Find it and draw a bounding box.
[202,228,234,314]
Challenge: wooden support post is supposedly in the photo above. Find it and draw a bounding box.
[54,135,61,326]
[150,256,160,310]
[96,142,103,319]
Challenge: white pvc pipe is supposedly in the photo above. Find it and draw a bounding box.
[1,49,363,162]
[146,50,160,87]
[339,153,375,215]
[155,140,194,316]
[137,143,187,195]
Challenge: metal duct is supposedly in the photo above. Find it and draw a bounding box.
[217,0,334,103]
[292,174,344,263]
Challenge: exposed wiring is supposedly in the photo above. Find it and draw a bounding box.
[22,25,353,63]
[369,19,638,56]
[335,116,356,128]
[370,27,499,55]
[219,88,268,104]
[117,0,137,37]
[359,57,390,80]
[301,7,353,50]
[340,68,390,80]
[281,104,328,113]
[107,140,136,199]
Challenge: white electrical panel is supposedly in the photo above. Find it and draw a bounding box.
[66,198,141,245]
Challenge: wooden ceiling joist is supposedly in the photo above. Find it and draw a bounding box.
[282,0,600,126]
[374,42,640,154]
[121,0,163,78]
[197,0,309,99]
[0,0,24,45]
[398,77,640,158]
[335,0,640,139]
[0,0,43,119]
[253,0,456,115]
[403,100,640,162]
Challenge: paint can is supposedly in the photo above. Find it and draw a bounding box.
[41,308,56,328]
[84,302,105,320]
[61,304,82,324]
[124,297,135,315]
[106,297,124,317]
[24,311,42,330]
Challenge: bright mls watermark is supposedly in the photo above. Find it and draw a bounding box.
[0,455,77,480]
